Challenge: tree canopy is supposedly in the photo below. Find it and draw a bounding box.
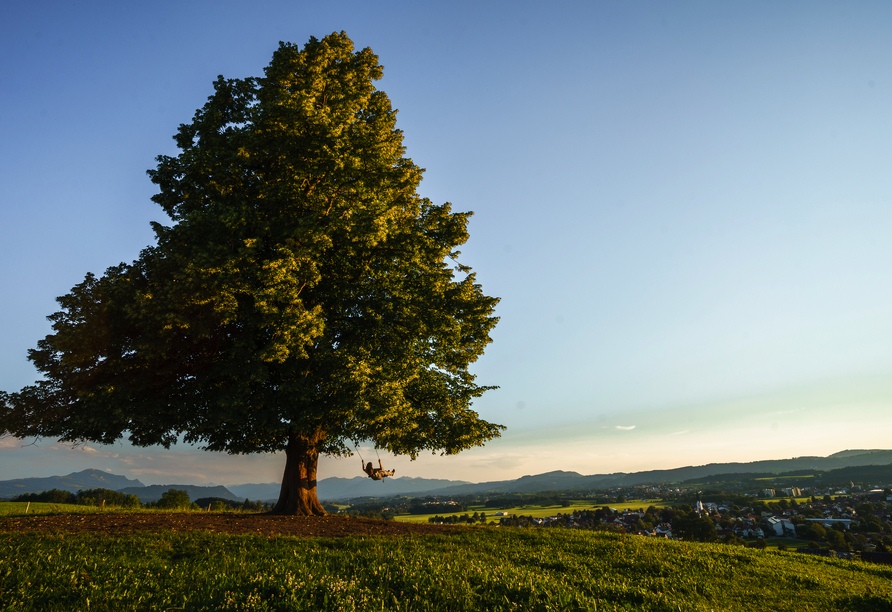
[1,32,502,514]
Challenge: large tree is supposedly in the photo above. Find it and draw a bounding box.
[1,32,502,515]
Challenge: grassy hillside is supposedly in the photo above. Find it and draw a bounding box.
[2,524,890,610]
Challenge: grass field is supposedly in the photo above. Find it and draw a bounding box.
[757,537,803,551]
[0,503,100,516]
[2,522,891,611]
[393,499,665,524]
[0,502,258,517]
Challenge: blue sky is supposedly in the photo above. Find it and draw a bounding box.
[2,1,892,487]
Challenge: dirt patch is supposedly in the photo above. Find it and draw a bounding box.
[0,513,465,538]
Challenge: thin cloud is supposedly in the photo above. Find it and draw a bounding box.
[128,468,209,482]
[0,437,21,450]
[773,408,805,415]
[615,425,636,431]
[127,469,169,477]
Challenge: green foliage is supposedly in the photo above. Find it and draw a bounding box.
[73,489,141,508]
[1,31,502,506]
[241,499,267,512]
[343,508,394,521]
[428,512,487,525]
[408,502,467,515]
[671,512,718,543]
[189,497,270,512]
[796,521,827,541]
[851,534,870,552]
[721,532,747,547]
[193,497,242,511]
[825,529,850,551]
[150,489,191,510]
[2,528,892,611]
[11,490,76,504]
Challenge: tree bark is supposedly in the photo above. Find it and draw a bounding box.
[269,429,327,515]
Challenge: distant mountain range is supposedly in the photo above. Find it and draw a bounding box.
[0,469,144,499]
[412,449,892,497]
[2,449,891,502]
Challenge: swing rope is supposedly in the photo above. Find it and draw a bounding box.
[353,442,365,464]
[352,441,382,465]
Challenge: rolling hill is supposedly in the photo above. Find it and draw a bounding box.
[0,469,144,499]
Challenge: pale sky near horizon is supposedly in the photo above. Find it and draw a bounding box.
[2,1,892,488]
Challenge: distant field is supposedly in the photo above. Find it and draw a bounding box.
[753,496,838,505]
[2,521,889,610]
[393,499,667,523]
[755,537,803,551]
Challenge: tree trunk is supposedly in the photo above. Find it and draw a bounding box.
[269,429,327,515]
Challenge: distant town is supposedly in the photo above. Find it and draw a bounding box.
[481,486,891,555]
[340,474,892,561]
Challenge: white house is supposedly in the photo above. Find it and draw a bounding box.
[765,516,795,537]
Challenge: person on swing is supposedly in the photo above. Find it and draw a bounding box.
[362,459,395,480]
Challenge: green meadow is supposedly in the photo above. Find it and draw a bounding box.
[394,500,664,524]
[3,515,891,611]
[0,503,102,516]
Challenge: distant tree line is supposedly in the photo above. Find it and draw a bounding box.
[669,491,752,505]
[680,472,776,485]
[428,512,488,525]
[194,497,243,511]
[343,508,395,521]
[11,488,270,512]
[408,502,467,515]
[193,496,270,512]
[150,490,269,511]
[12,488,141,507]
[483,494,569,509]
